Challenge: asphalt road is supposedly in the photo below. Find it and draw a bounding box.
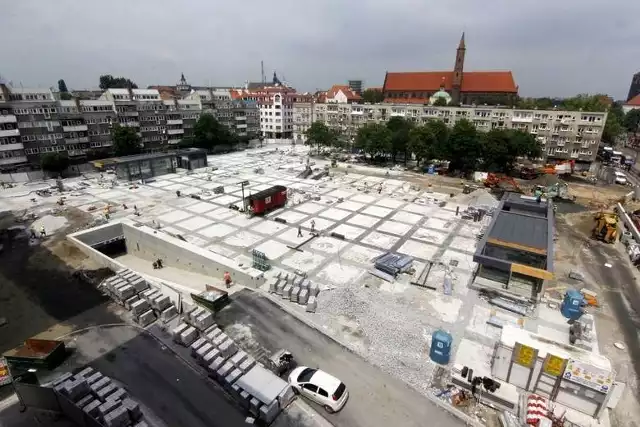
[216,289,464,427]
[70,326,248,427]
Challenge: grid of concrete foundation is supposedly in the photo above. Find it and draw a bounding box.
[53,147,576,402]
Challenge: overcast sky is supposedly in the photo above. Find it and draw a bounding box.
[2,0,639,99]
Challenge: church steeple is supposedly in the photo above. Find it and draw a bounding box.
[452,32,466,104]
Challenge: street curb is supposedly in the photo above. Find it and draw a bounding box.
[256,288,483,427]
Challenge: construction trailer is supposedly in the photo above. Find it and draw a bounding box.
[246,185,287,215]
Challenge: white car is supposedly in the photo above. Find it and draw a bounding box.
[288,366,349,413]
[614,171,627,185]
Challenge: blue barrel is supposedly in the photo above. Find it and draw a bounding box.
[430,329,452,365]
[561,289,584,321]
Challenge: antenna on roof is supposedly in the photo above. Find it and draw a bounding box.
[261,60,265,84]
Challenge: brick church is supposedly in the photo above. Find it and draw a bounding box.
[382,34,518,106]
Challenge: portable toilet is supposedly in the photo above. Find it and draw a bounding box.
[430,329,452,365]
[561,289,585,321]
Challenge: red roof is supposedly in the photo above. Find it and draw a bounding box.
[327,85,361,101]
[626,94,640,106]
[383,71,517,93]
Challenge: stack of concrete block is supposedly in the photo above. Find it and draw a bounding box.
[218,338,237,359]
[160,305,178,321]
[306,296,317,313]
[76,367,94,379]
[129,276,149,293]
[151,294,171,312]
[75,394,95,409]
[122,398,142,422]
[259,400,280,424]
[238,357,256,374]
[130,299,150,317]
[188,307,205,324]
[298,289,309,305]
[85,371,104,386]
[141,289,160,304]
[172,323,189,343]
[205,326,223,342]
[211,332,228,348]
[103,405,129,427]
[137,309,156,327]
[290,285,301,302]
[276,280,286,296]
[62,377,91,401]
[124,295,140,310]
[90,377,112,395]
[282,284,292,299]
[309,282,319,297]
[114,284,136,302]
[180,326,198,346]
[96,383,117,401]
[207,356,228,379]
[84,400,102,418]
[249,397,262,417]
[230,350,248,369]
[216,361,235,381]
[108,388,128,402]
[239,390,251,409]
[98,399,121,419]
[224,369,243,389]
[190,338,208,357]
[194,311,214,331]
[202,348,221,367]
[196,343,214,364]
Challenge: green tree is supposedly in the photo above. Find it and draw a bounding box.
[425,119,450,160]
[481,129,542,173]
[361,88,384,104]
[446,119,482,173]
[190,113,233,152]
[355,123,392,162]
[624,109,640,133]
[408,125,436,168]
[58,79,68,93]
[433,97,448,107]
[305,121,333,154]
[112,125,142,156]
[386,116,413,163]
[603,103,625,144]
[40,152,70,176]
[99,74,138,90]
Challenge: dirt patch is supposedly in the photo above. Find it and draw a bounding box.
[0,207,120,354]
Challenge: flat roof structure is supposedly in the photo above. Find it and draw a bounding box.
[474,192,554,298]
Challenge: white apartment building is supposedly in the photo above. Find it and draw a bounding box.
[306,103,607,167]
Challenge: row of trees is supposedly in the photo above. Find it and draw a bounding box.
[306,116,542,174]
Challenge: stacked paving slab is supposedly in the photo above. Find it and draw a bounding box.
[101,269,178,326]
[172,305,295,424]
[51,367,146,427]
[268,272,319,313]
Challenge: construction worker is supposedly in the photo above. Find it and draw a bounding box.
[310,220,316,233]
[30,228,36,239]
[40,226,46,237]
[224,271,232,288]
[297,225,303,237]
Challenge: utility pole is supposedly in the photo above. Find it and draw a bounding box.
[261,61,265,84]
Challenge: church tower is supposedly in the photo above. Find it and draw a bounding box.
[452,33,466,104]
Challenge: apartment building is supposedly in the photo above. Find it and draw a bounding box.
[293,100,314,143]
[309,103,607,167]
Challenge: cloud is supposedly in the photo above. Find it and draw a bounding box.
[1,0,639,99]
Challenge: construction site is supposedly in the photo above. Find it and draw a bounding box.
[1,143,639,427]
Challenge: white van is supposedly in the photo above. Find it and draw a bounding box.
[614,171,627,185]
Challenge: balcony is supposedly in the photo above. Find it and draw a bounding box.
[167,139,181,145]
[236,123,247,129]
[166,119,183,125]
[68,149,88,157]
[121,121,139,127]
[0,128,20,138]
[65,137,90,144]
[167,129,184,135]
[570,153,579,159]
[511,116,533,123]
[120,111,139,117]
[235,116,246,121]
[0,115,17,124]
[62,124,88,132]
[0,143,24,151]
[0,156,27,165]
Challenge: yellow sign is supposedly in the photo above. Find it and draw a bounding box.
[514,343,537,368]
[543,354,566,377]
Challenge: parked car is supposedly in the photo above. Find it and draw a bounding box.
[288,367,348,413]
[614,171,627,185]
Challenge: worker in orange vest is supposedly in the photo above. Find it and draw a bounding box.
[224,271,232,288]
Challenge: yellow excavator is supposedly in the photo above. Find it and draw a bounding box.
[592,211,618,243]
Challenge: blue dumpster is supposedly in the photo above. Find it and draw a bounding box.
[430,329,452,365]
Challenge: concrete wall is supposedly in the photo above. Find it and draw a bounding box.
[121,221,266,288]
[72,222,124,246]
